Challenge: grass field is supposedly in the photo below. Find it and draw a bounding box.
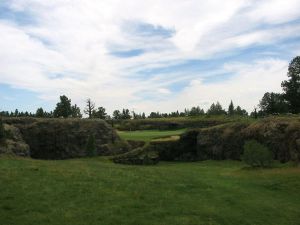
[1,156,300,225]
[117,129,186,142]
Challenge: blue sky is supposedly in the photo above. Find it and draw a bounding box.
[0,0,300,114]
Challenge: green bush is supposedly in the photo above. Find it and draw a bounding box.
[242,140,273,167]
[86,134,96,157]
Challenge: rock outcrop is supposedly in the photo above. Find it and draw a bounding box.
[195,118,300,163]
[0,124,30,156]
[2,118,125,159]
[114,117,300,164]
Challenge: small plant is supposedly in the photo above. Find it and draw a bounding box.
[86,134,96,157]
[242,140,273,167]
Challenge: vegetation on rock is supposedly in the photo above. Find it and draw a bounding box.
[242,140,273,167]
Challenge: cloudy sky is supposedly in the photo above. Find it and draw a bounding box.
[0,0,300,114]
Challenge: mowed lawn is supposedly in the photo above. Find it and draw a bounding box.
[117,129,186,142]
[0,157,300,225]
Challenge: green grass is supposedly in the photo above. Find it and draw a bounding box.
[117,129,186,142]
[0,156,300,225]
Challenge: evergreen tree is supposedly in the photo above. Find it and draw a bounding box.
[259,92,288,114]
[207,102,226,115]
[189,106,205,116]
[281,56,300,113]
[235,106,248,116]
[149,112,161,118]
[93,107,107,119]
[228,100,234,116]
[53,95,72,118]
[121,109,131,120]
[36,107,45,118]
[113,110,121,120]
[71,104,82,118]
[14,109,19,117]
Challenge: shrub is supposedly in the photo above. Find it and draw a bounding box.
[86,134,96,157]
[242,140,273,167]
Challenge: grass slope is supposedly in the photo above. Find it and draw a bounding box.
[0,156,300,225]
[117,129,186,142]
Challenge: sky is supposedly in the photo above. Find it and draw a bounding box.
[0,0,300,115]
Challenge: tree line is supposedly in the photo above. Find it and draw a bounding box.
[0,97,248,120]
[1,56,299,120]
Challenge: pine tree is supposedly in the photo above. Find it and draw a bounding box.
[113,110,121,120]
[121,109,131,120]
[281,56,300,113]
[228,100,234,116]
[93,107,107,119]
[36,107,45,118]
[53,95,72,118]
[207,102,226,115]
[71,104,82,118]
[259,92,288,114]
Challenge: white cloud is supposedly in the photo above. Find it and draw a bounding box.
[157,88,171,95]
[130,59,288,113]
[0,0,299,113]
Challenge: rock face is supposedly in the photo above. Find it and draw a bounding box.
[196,118,300,163]
[0,124,30,156]
[2,118,123,159]
[113,138,181,165]
[117,117,300,164]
